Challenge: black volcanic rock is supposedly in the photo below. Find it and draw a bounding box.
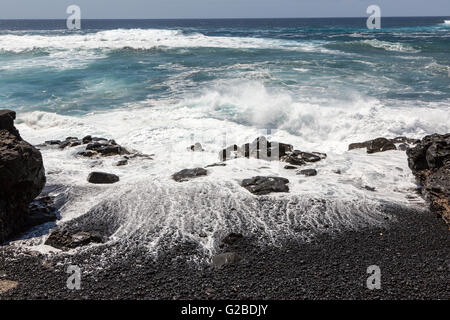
[0,110,20,137]
[367,138,397,154]
[172,168,207,182]
[241,176,289,195]
[349,136,419,153]
[218,137,327,170]
[406,133,450,225]
[281,150,327,166]
[0,110,46,243]
[45,135,131,158]
[87,172,119,184]
[219,136,293,162]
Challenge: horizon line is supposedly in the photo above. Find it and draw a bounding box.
[1,15,450,20]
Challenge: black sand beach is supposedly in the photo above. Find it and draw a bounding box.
[1,204,448,300]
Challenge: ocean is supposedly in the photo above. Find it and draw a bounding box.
[1,17,449,254]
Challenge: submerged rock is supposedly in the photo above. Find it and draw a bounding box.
[297,169,318,176]
[205,163,226,168]
[281,151,327,166]
[87,172,120,184]
[219,136,293,162]
[407,133,450,225]
[44,135,132,158]
[172,168,207,182]
[349,136,418,153]
[241,176,289,195]
[115,159,128,166]
[0,110,46,243]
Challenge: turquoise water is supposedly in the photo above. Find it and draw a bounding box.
[0,17,449,117]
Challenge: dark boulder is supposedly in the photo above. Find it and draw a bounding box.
[219,137,294,162]
[406,133,450,225]
[367,138,397,154]
[297,169,317,176]
[348,136,419,153]
[87,172,119,184]
[172,168,207,182]
[241,176,289,195]
[58,137,82,149]
[281,150,326,166]
[0,110,46,243]
[45,135,131,158]
[280,154,306,166]
[82,135,92,144]
[0,110,20,137]
[407,134,450,172]
[77,150,96,157]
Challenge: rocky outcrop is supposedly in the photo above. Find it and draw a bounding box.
[281,151,326,166]
[349,136,419,153]
[219,136,293,161]
[0,110,47,243]
[172,168,207,182]
[241,176,289,195]
[43,135,153,160]
[219,136,326,170]
[406,133,450,225]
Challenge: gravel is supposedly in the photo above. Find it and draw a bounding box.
[0,205,448,300]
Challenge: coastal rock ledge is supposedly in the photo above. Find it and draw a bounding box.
[0,110,46,243]
[407,133,450,226]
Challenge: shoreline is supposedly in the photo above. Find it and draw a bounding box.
[1,204,448,300]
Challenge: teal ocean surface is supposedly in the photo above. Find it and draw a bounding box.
[1,17,449,116]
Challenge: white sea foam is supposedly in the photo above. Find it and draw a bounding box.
[359,39,420,53]
[0,28,334,54]
[11,77,449,255]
